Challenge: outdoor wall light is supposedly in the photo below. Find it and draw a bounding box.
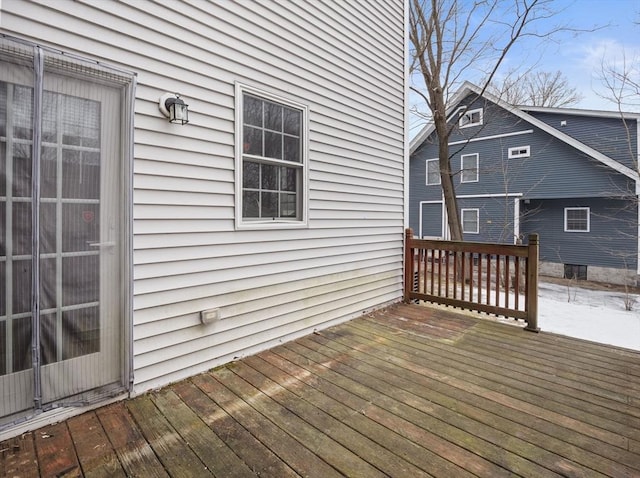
[159,92,189,124]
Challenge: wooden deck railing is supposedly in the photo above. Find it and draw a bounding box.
[404,228,539,331]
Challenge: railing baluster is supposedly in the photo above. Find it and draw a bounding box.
[453,251,458,300]
[486,254,491,306]
[505,256,510,309]
[437,249,442,296]
[445,250,450,298]
[495,255,500,307]
[515,257,520,310]
[430,248,435,295]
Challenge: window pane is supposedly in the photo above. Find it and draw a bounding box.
[62,307,100,360]
[566,209,588,231]
[243,125,262,156]
[264,130,282,159]
[39,202,56,254]
[62,203,99,252]
[12,202,32,256]
[13,85,33,140]
[280,166,297,191]
[62,96,100,148]
[12,143,32,197]
[261,191,278,217]
[283,107,300,135]
[0,262,5,317]
[261,163,278,190]
[280,192,297,217]
[0,142,5,197]
[12,259,32,315]
[243,190,259,217]
[40,146,57,198]
[39,257,56,311]
[243,94,262,127]
[0,82,6,138]
[62,255,99,306]
[62,149,101,199]
[243,161,259,188]
[40,313,57,366]
[13,315,32,372]
[0,206,4,257]
[283,135,300,162]
[42,91,58,143]
[264,101,282,131]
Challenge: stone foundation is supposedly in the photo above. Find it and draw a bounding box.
[539,261,639,287]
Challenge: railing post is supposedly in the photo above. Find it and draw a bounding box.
[525,233,540,332]
[404,228,414,303]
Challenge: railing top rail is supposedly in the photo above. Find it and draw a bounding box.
[408,237,530,258]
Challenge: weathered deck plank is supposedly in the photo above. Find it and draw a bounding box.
[2,303,640,477]
[67,412,125,478]
[95,402,169,478]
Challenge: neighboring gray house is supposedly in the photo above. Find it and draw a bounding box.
[0,0,406,438]
[410,82,640,285]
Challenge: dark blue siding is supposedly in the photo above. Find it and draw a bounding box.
[458,196,516,243]
[527,111,638,170]
[520,198,638,270]
[420,202,443,238]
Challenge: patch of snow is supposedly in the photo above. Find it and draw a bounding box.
[538,281,640,351]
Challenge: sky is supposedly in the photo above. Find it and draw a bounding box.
[409,0,640,135]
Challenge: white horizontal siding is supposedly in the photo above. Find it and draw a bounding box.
[2,0,406,393]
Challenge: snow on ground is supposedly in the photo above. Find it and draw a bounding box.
[538,281,640,351]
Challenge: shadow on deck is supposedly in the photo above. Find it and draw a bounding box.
[2,303,640,477]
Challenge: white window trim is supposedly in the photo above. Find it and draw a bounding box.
[564,207,590,232]
[234,82,309,229]
[425,158,440,185]
[460,153,479,183]
[461,208,479,234]
[459,108,483,128]
[508,145,530,159]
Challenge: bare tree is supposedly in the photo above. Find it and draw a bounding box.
[409,0,581,241]
[487,69,583,107]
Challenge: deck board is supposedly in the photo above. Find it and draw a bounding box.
[2,303,640,477]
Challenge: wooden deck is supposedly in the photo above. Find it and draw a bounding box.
[2,303,640,477]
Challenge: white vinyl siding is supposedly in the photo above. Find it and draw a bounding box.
[564,207,590,232]
[0,0,406,393]
[461,153,479,183]
[462,208,479,234]
[508,146,530,158]
[426,158,440,185]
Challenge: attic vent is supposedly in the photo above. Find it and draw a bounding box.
[560,120,567,126]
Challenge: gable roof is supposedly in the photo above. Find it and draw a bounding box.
[410,81,639,182]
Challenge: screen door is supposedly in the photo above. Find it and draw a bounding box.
[1,46,125,423]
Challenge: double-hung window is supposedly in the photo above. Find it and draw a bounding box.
[236,84,307,227]
[564,207,590,232]
[426,158,440,185]
[460,153,479,183]
[461,208,479,234]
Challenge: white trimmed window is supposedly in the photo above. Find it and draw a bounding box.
[461,209,479,234]
[508,146,530,159]
[460,153,479,183]
[459,108,483,128]
[236,84,308,227]
[426,158,440,185]
[564,207,590,232]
